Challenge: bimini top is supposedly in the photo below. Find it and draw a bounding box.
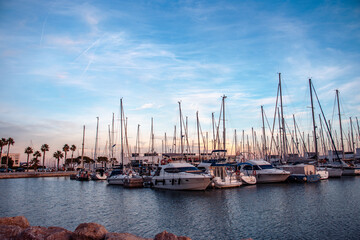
[247,159,272,166]
[234,162,254,167]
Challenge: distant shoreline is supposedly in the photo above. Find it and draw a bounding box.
[0,171,76,179]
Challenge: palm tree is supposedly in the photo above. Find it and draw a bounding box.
[24,147,34,172]
[30,157,40,171]
[33,151,42,170]
[97,156,108,168]
[70,144,76,169]
[5,138,14,171]
[41,144,49,169]
[0,138,7,163]
[62,144,70,170]
[53,150,64,171]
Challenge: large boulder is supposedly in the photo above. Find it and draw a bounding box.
[154,231,191,240]
[0,216,30,229]
[16,226,72,240]
[74,222,108,240]
[105,232,152,240]
[0,225,23,240]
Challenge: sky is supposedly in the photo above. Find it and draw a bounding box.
[1,0,360,164]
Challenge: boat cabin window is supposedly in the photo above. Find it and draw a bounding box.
[259,164,274,170]
[242,165,261,170]
[164,167,201,173]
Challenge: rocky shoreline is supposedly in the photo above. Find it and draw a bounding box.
[0,216,191,240]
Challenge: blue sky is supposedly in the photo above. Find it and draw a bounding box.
[1,0,360,164]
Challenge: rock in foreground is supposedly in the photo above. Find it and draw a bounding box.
[0,216,193,240]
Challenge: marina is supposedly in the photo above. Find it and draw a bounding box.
[1,176,360,239]
[1,1,360,239]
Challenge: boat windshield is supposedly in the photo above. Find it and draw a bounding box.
[259,164,274,170]
[164,167,202,174]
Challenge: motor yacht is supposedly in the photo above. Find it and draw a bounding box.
[151,162,211,190]
[241,160,290,183]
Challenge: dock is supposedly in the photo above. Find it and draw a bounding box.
[0,171,77,179]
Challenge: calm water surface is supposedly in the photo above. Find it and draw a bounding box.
[1,177,360,239]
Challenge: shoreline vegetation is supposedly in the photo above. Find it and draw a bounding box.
[0,216,195,240]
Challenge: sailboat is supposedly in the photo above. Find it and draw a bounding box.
[76,125,90,181]
[89,117,108,180]
[107,98,127,185]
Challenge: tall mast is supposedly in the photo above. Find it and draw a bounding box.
[151,117,154,153]
[173,125,176,153]
[277,107,283,160]
[222,95,227,153]
[81,125,85,169]
[242,130,245,160]
[293,115,298,156]
[178,101,183,156]
[319,114,326,156]
[350,117,355,153]
[135,124,140,161]
[309,79,318,162]
[234,129,237,157]
[279,73,287,162]
[251,127,255,158]
[164,132,167,154]
[120,98,124,169]
[111,113,114,166]
[336,90,345,160]
[261,106,267,160]
[108,124,111,165]
[212,112,216,150]
[197,111,201,162]
[356,117,360,149]
[94,116,99,170]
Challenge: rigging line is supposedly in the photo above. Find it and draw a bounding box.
[285,120,301,155]
[294,118,308,154]
[269,83,281,156]
[331,93,337,130]
[264,109,280,155]
[311,82,341,161]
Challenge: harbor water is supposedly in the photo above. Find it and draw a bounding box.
[1,176,360,239]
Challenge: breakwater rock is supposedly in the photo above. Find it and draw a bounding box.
[0,216,191,240]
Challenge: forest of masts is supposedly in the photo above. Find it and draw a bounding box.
[90,74,360,164]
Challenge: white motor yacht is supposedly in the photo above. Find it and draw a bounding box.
[241,160,290,183]
[151,162,211,190]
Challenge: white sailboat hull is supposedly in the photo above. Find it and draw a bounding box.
[256,173,290,183]
[107,175,126,185]
[327,168,343,177]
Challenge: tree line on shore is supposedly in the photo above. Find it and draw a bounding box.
[0,138,115,172]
